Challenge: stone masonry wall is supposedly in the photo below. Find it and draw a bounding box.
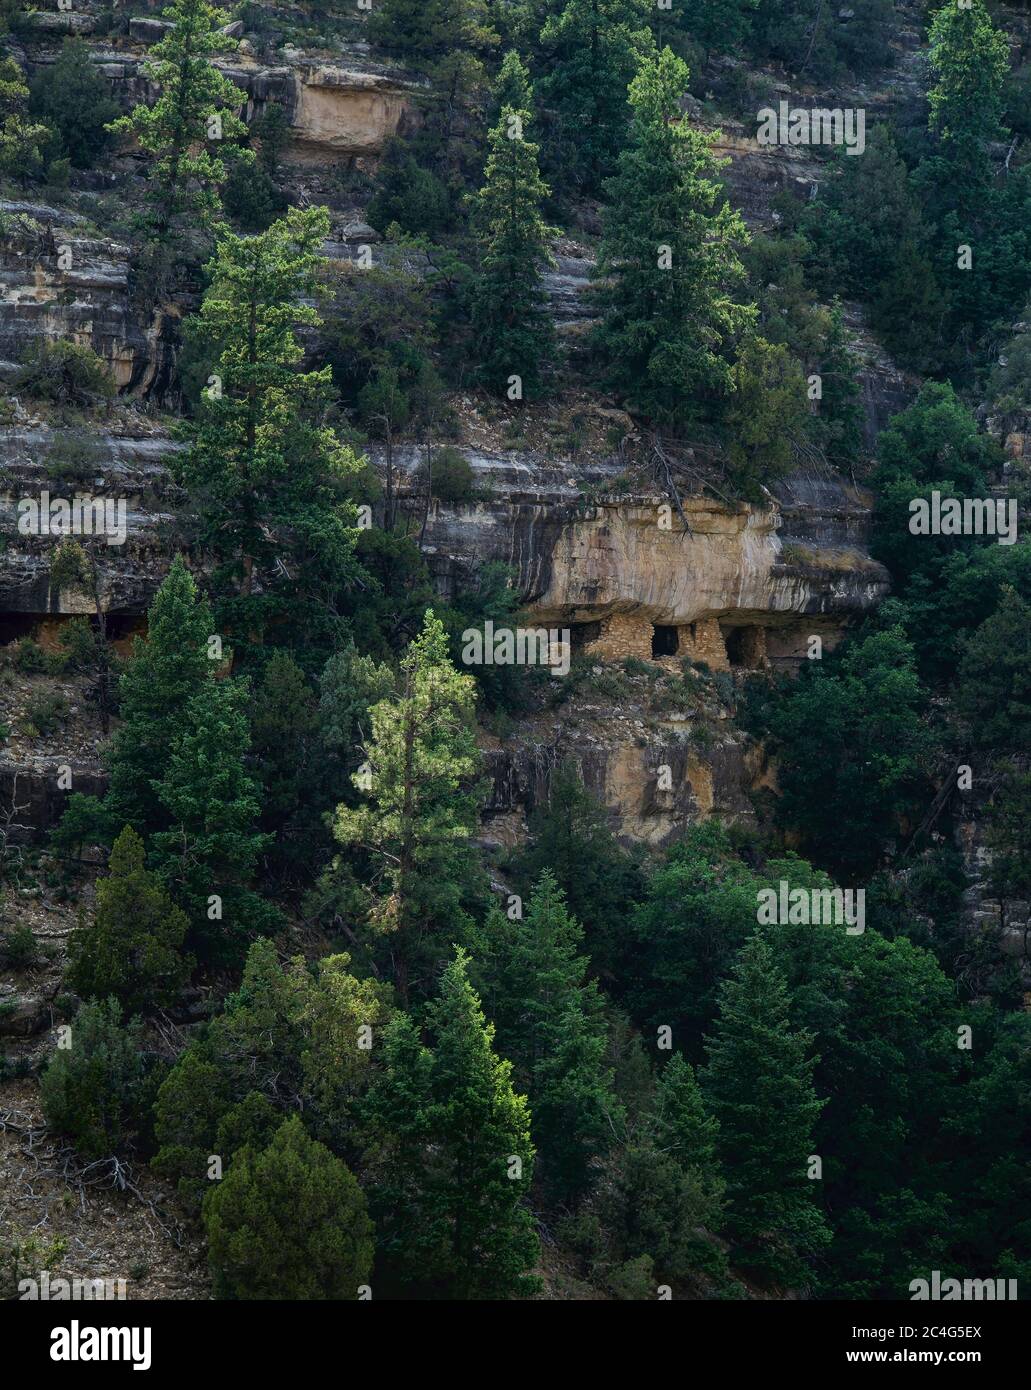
[584,612,654,662]
[678,619,730,671]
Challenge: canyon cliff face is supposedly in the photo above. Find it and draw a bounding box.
[1,423,888,845]
[0,13,904,851]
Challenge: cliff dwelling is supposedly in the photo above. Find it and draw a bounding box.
[578,612,739,670]
[568,610,847,674]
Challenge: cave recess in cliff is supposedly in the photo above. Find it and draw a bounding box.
[651,624,679,658]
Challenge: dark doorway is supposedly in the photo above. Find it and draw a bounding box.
[724,626,747,667]
[725,625,764,669]
[652,624,679,658]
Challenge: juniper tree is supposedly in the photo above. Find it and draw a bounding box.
[470,103,555,397]
[40,999,156,1162]
[565,1056,729,1295]
[593,48,753,428]
[153,939,390,1205]
[150,677,279,964]
[203,1114,374,1300]
[176,207,363,660]
[67,826,192,1017]
[362,950,541,1298]
[109,0,248,284]
[49,539,115,732]
[537,0,654,194]
[333,610,484,1005]
[701,934,830,1289]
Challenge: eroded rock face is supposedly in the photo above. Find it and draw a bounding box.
[537,488,886,630]
[482,725,760,847]
[289,64,419,156]
[0,759,107,847]
[957,805,1031,985]
[382,446,889,650]
[25,34,415,163]
[0,202,173,394]
[0,426,181,617]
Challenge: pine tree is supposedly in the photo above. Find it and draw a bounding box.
[531,997,619,1204]
[249,652,322,884]
[470,102,555,397]
[508,758,644,981]
[655,0,756,57]
[67,826,192,1017]
[203,1115,374,1299]
[761,625,933,879]
[29,37,118,170]
[362,950,541,1298]
[151,677,278,963]
[956,587,1031,755]
[480,871,619,1202]
[593,48,753,427]
[986,769,1031,908]
[701,934,830,1288]
[722,336,807,499]
[651,1052,720,1177]
[369,0,494,62]
[926,0,1009,198]
[333,610,484,1004]
[537,0,655,194]
[109,0,248,284]
[490,48,533,122]
[176,207,363,658]
[514,761,644,978]
[483,870,590,1070]
[356,1011,434,1286]
[317,643,395,770]
[105,556,214,839]
[628,821,762,1054]
[368,0,498,169]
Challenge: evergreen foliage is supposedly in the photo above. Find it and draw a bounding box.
[203,1115,374,1300]
[67,826,192,1016]
[702,934,830,1288]
[593,48,753,426]
[361,949,541,1298]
